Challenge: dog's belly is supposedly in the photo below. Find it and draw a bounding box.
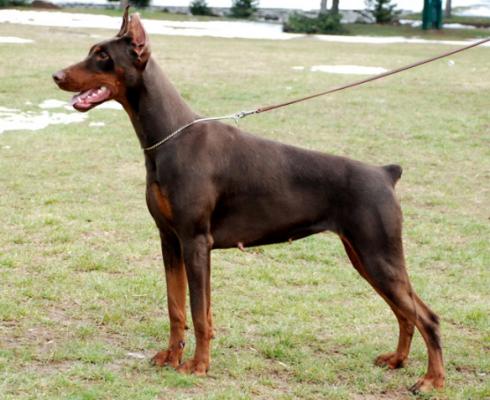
[210,195,334,249]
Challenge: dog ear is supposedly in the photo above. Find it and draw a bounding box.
[127,13,151,69]
[116,5,130,37]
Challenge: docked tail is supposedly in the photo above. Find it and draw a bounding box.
[382,164,403,187]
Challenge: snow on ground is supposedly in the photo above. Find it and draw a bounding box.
[39,99,71,109]
[0,9,489,46]
[292,65,388,75]
[39,98,123,111]
[313,34,490,47]
[0,99,121,134]
[400,19,479,30]
[0,36,33,44]
[310,65,388,75]
[0,9,300,40]
[0,106,87,134]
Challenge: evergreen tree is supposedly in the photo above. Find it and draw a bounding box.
[230,0,259,19]
[365,0,400,24]
[189,0,213,16]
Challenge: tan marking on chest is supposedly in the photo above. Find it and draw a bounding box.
[150,183,173,220]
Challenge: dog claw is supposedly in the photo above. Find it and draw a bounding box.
[177,359,209,376]
[151,349,182,369]
[409,375,445,393]
[374,352,406,369]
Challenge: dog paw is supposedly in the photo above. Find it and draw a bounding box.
[150,349,182,369]
[374,352,406,369]
[177,358,208,376]
[409,374,445,393]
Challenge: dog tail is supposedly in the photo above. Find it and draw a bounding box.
[382,164,403,187]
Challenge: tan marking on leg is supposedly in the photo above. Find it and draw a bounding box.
[152,260,187,368]
[150,183,173,220]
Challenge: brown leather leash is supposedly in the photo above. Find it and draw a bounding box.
[143,37,489,152]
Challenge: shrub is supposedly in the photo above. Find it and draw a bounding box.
[230,0,258,19]
[130,0,151,8]
[189,0,213,16]
[0,0,27,6]
[283,12,346,35]
[106,0,150,9]
[365,0,401,24]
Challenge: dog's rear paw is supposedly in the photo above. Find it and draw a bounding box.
[409,374,445,393]
[151,349,182,369]
[177,358,209,376]
[374,352,406,369]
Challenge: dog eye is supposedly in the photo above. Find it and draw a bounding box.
[96,51,109,61]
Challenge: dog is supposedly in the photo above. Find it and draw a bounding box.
[53,8,445,392]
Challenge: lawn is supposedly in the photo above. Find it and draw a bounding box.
[0,19,489,400]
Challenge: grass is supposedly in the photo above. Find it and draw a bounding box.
[0,19,489,400]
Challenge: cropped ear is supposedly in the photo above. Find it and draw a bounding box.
[116,5,130,37]
[127,13,151,69]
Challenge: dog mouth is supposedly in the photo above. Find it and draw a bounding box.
[71,86,112,111]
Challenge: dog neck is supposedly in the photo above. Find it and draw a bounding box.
[123,57,197,150]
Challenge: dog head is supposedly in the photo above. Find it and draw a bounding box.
[52,7,151,112]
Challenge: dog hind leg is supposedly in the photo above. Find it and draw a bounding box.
[339,205,444,392]
[341,238,415,369]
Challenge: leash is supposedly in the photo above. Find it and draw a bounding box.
[143,36,489,152]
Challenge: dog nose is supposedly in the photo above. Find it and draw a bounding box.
[52,70,66,84]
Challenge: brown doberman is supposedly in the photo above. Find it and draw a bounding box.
[53,9,445,393]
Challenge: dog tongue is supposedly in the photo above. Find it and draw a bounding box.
[71,86,111,110]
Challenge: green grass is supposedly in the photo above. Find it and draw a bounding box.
[0,21,489,400]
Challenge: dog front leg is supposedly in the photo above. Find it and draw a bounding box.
[178,233,212,375]
[151,232,187,368]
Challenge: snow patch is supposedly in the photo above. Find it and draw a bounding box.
[2,9,488,46]
[313,34,490,47]
[401,19,479,30]
[89,121,106,127]
[310,65,388,75]
[96,101,123,110]
[39,98,122,111]
[39,99,69,109]
[444,23,477,30]
[0,108,87,134]
[0,36,33,44]
[0,10,300,41]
